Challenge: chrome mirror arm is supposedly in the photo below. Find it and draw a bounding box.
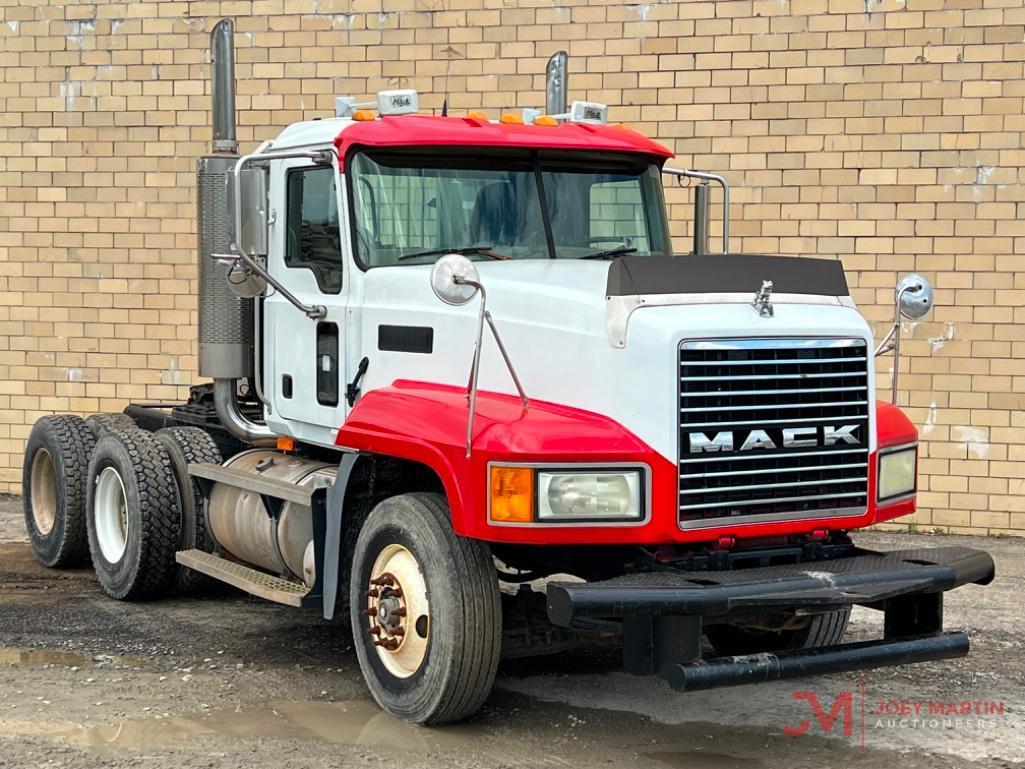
[453,277,529,458]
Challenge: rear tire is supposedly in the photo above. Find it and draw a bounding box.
[86,429,181,600]
[155,427,223,593]
[706,606,851,656]
[22,415,95,567]
[350,493,501,725]
[85,413,136,437]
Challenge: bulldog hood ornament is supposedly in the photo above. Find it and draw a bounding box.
[753,280,774,318]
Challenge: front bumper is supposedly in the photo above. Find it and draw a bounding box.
[546,546,994,690]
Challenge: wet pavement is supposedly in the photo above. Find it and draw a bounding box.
[0,493,1021,768]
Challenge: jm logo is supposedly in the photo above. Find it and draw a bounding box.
[688,425,860,453]
[784,690,855,738]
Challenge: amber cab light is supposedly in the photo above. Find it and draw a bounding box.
[490,466,534,523]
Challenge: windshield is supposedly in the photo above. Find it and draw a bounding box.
[349,149,670,267]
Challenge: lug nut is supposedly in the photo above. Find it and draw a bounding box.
[394,607,407,618]
[392,627,405,637]
[362,607,376,617]
[364,589,379,599]
[369,626,382,636]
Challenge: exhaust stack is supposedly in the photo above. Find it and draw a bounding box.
[210,19,238,154]
[545,51,568,116]
[198,19,274,445]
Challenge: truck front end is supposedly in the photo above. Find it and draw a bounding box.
[332,107,994,693]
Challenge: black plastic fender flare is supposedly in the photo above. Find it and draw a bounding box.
[321,452,358,621]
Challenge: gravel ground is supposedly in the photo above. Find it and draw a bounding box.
[0,492,1021,768]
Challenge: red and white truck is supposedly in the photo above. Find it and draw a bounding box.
[21,20,994,724]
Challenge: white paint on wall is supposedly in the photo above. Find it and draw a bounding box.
[952,425,990,459]
[922,400,937,436]
[928,321,956,354]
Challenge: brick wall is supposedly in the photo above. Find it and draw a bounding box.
[0,0,1022,534]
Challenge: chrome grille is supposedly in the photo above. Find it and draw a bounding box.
[678,338,870,528]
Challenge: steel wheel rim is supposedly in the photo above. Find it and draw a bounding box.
[94,466,128,563]
[29,449,58,535]
[365,544,430,679]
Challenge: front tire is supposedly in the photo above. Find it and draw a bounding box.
[86,429,181,600]
[349,493,501,725]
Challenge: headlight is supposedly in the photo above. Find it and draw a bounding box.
[878,446,916,501]
[538,470,643,522]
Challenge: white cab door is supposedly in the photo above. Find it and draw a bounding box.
[264,157,349,434]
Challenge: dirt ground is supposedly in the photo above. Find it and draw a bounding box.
[0,492,1021,768]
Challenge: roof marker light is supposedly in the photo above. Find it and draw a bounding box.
[377,89,418,116]
[467,111,488,120]
[499,113,524,125]
[567,100,607,125]
[352,109,375,122]
[536,101,608,126]
[335,89,419,118]
[533,115,558,126]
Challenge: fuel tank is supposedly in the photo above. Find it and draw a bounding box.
[207,450,335,586]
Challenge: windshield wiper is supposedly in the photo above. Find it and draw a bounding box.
[398,245,508,261]
[580,246,638,260]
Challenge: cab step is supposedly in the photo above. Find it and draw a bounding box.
[175,549,308,607]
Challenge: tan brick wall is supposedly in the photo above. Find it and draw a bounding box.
[0,0,1022,534]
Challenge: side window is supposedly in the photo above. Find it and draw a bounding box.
[589,179,650,253]
[285,167,342,293]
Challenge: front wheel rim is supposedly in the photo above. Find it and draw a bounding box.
[364,544,430,679]
[94,466,128,563]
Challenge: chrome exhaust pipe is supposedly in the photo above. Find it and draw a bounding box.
[214,380,276,446]
[545,51,568,116]
[210,18,238,154]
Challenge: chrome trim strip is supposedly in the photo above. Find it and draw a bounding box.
[680,476,867,495]
[680,385,867,398]
[680,491,866,511]
[680,356,868,366]
[682,338,864,351]
[680,400,868,413]
[681,414,868,428]
[680,371,867,381]
[678,505,867,529]
[682,461,867,479]
[680,447,868,464]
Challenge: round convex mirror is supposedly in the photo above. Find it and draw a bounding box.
[430,254,481,306]
[896,273,934,320]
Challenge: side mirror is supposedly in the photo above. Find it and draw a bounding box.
[876,272,936,404]
[430,254,480,306]
[897,273,933,320]
[237,168,268,257]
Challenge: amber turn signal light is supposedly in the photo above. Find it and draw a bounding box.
[490,466,534,523]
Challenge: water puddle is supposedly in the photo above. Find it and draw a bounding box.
[0,647,145,668]
[61,700,479,753]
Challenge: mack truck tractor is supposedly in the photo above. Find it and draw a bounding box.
[22,20,994,725]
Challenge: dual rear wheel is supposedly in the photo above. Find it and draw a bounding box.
[23,415,220,598]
